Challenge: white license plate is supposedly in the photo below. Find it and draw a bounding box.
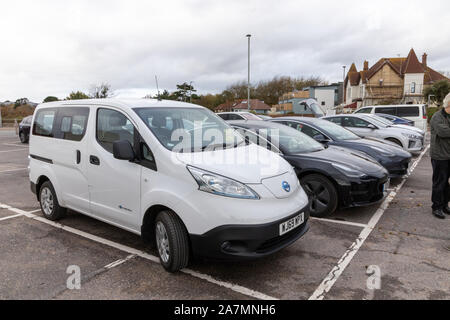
[279,212,305,236]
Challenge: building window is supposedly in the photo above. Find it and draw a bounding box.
[411,82,416,94]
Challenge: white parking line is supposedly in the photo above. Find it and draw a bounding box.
[0,213,25,221]
[0,168,28,174]
[309,145,430,300]
[2,208,277,300]
[104,255,136,269]
[0,149,28,153]
[3,143,24,147]
[311,217,368,229]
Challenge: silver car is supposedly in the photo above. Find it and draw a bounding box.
[323,114,424,153]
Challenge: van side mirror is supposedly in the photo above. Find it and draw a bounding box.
[113,140,135,161]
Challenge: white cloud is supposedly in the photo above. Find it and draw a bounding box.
[0,0,449,102]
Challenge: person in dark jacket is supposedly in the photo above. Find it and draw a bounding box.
[430,93,450,219]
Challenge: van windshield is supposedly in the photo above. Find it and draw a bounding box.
[134,107,244,152]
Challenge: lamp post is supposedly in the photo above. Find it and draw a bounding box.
[342,65,346,105]
[246,34,251,111]
[189,81,194,103]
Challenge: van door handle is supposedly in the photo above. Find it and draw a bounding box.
[90,155,100,166]
[76,150,81,164]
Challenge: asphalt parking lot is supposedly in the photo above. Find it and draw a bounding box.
[0,130,449,300]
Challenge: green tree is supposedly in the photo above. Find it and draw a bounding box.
[173,82,196,102]
[43,96,59,103]
[423,80,450,106]
[66,91,90,100]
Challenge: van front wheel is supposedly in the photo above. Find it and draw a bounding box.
[155,210,190,272]
[39,181,66,221]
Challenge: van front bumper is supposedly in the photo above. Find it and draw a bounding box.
[189,206,309,260]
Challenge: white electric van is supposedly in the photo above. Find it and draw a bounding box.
[354,104,428,131]
[29,99,309,272]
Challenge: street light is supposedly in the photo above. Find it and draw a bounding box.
[246,34,251,111]
[342,65,346,105]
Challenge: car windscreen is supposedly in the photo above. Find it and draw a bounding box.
[134,107,244,152]
[250,125,325,154]
[369,115,394,125]
[315,119,360,140]
[362,115,388,128]
[240,113,263,120]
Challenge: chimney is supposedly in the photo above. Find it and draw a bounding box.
[422,53,428,69]
[363,61,369,71]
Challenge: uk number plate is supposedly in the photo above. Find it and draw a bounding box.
[279,213,305,236]
[382,179,390,193]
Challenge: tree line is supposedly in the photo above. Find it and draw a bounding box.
[147,76,328,110]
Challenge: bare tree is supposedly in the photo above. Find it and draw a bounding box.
[90,82,114,99]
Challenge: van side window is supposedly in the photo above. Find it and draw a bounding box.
[140,142,157,171]
[33,109,56,137]
[96,108,134,153]
[376,107,396,115]
[397,106,419,117]
[54,107,90,141]
[355,108,373,114]
[97,108,135,153]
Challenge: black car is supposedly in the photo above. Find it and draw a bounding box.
[229,120,390,217]
[19,116,33,143]
[269,117,412,177]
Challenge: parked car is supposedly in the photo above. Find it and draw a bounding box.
[322,114,424,153]
[366,114,425,136]
[19,116,33,143]
[29,99,310,272]
[217,112,263,121]
[269,117,412,177]
[257,115,273,120]
[354,104,427,131]
[375,113,415,127]
[229,120,389,217]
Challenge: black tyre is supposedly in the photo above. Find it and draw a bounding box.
[385,138,403,148]
[155,210,190,272]
[39,181,66,221]
[19,132,28,143]
[301,174,338,217]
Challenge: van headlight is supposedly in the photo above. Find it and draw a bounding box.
[187,166,260,200]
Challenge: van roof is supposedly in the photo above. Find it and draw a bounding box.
[36,98,204,110]
[363,104,425,108]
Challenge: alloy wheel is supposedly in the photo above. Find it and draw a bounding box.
[40,187,54,216]
[156,221,170,263]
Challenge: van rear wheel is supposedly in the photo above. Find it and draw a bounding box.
[39,181,66,221]
[155,210,189,272]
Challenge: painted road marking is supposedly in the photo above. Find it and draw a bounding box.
[0,168,28,174]
[309,145,430,300]
[311,217,368,229]
[0,149,28,153]
[0,213,25,221]
[104,255,137,270]
[0,205,278,301]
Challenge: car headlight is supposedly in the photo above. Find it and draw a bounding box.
[332,163,368,178]
[187,166,260,200]
[401,132,421,140]
[370,146,395,156]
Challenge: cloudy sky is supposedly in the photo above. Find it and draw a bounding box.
[1,0,449,102]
